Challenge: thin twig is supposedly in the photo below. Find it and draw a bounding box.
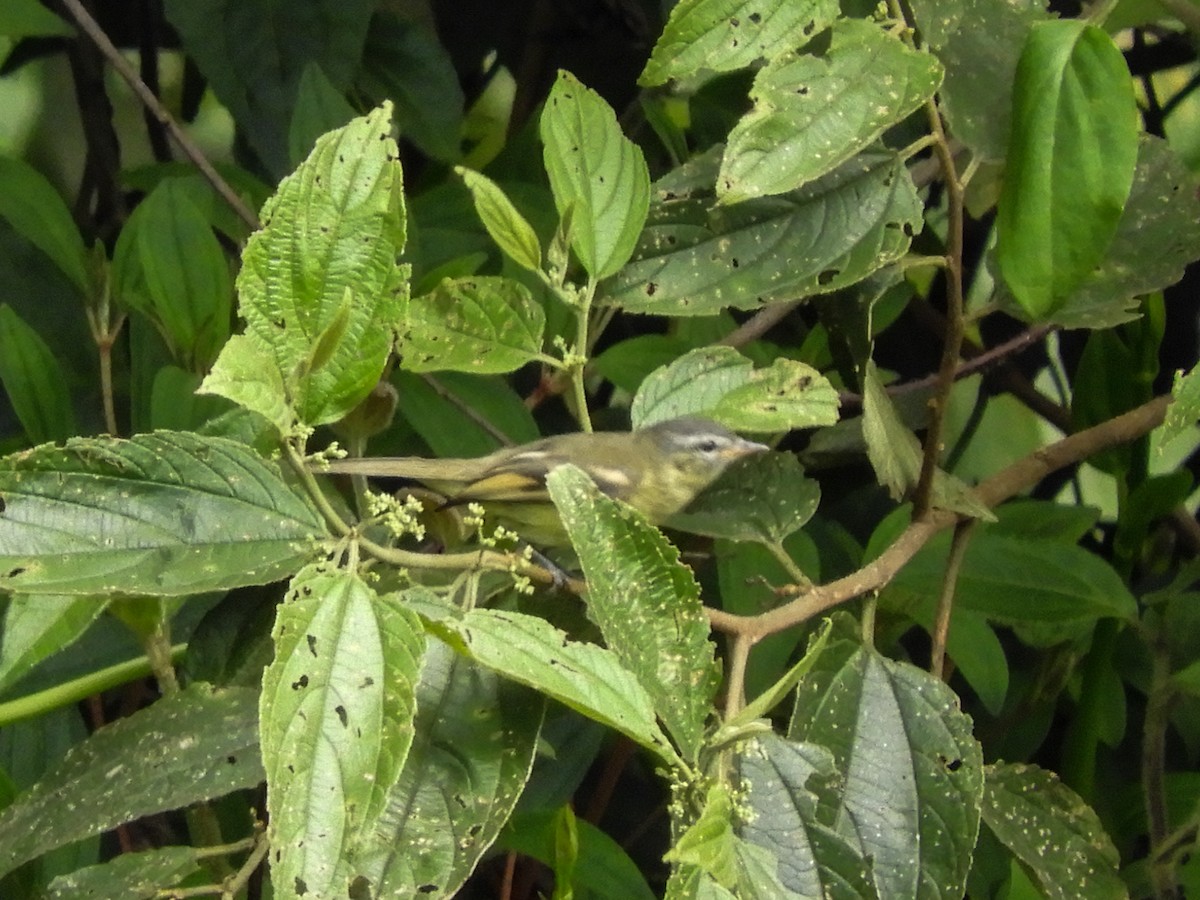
[719,299,803,349]
[58,0,260,231]
[930,519,975,680]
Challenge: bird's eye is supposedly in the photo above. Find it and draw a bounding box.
[696,439,719,453]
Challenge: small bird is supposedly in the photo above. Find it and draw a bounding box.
[319,416,769,546]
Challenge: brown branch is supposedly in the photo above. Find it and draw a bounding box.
[719,299,803,350]
[58,0,260,231]
[707,394,1172,637]
[931,519,975,680]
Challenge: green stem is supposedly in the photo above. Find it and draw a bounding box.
[1059,618,1118,802]
[0,645,186,727]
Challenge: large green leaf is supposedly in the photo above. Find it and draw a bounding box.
[907,0,1047,160]
[981,763,1125,900]
[162,0,374,176]
[631,345,839,432]
[640,0,838,87]
[205,105,408,428]
[427,608,681,767]
[995,20,1139,320]
[261,567,424,899]
[738,734,878,899]
[46,847,202,900]
[0,0,73,37]
[788,617,984,899]
[0,157,88,295]
[602,151,921,314]
[112,179,234,370]
[0,684,262,879]
[0,432,326,596]
[546,465,720,764]
[360,636,543,897]
[399,276,547,374]
[719,18,942,202]
[540,70,650,280]
[0,304,76,444]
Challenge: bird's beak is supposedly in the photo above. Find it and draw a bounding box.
[723,438,770,460]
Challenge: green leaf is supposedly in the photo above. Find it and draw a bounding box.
[1041,137,1200,329]
[0,157,89,294]
[0,684,263,879]
[456,167,542,271]
[632,346,839,432]
[288,62,358,167]
[670,452,820,546]
[907,0,1047,160]
[399,276,547,374]
[220,104,409,427]
[361,637,542,897]
[667,783,739,886]
[738,734,877,899]
[0,0,73,37]
[640,0,838,87]
[540,70,650,279]
[862,362,995,520]
[1164,365,1200,447]
[0,595,106,695]
[981,762,1125,900]
[391,370,541,457]
[427,608,681,767]
[260,566,424,899]
[719,19,942,202]
[592,334,693,394]
[162,0,374,176]
[788,616,984,899]
[546,465,721,763]
[357,14,465,164]
[198,332,291,433]
[499,809,655,900]
[995,20,1139,320]
[112,179,234,370]
[45,847,202,900]
[0,432,326,596]
[882,528,1138,628]
[602,151,922,314]
[0,304,77,444]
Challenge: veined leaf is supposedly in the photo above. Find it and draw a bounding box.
[261,566,424,899]
[360,637,542,896]
[640,0,838,87]
[456,167,542,271]
[602,151,921,314]
[0,684,262,879]
[46,847,203,900]
[719,18,943,202]
[632,345,839,433]
[0,304,76,444]
[540,70,650,280]
[546,465,720,763]
[399,276,547,374]
[0,432,326,596]
[0,156,89,294]
[209,104,409,427]
[0,595,107,694]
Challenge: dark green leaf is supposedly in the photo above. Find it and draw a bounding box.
[640,0,838,87]
[0,432,326,596]
[788,617,984,899]
[540,70,650,280]
[400,276,547,374]
[0,684,262,879]
[362,637,542,896]
[719,19,942,202]
[162,0,374,176]
[112,180,233,370]
[546,465,721,763]
[981,762,1125,900]
[391,370,541,457]
[0,595,106,694]
[0,157,88,294]
[0,304,77,444]
[260,567,424,898]
[45,847,202,900]
[996,20,1139,319]
[603,152,922,314]
[0,0,73,37]
[670,452,820,546]
[287,63,357,167]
